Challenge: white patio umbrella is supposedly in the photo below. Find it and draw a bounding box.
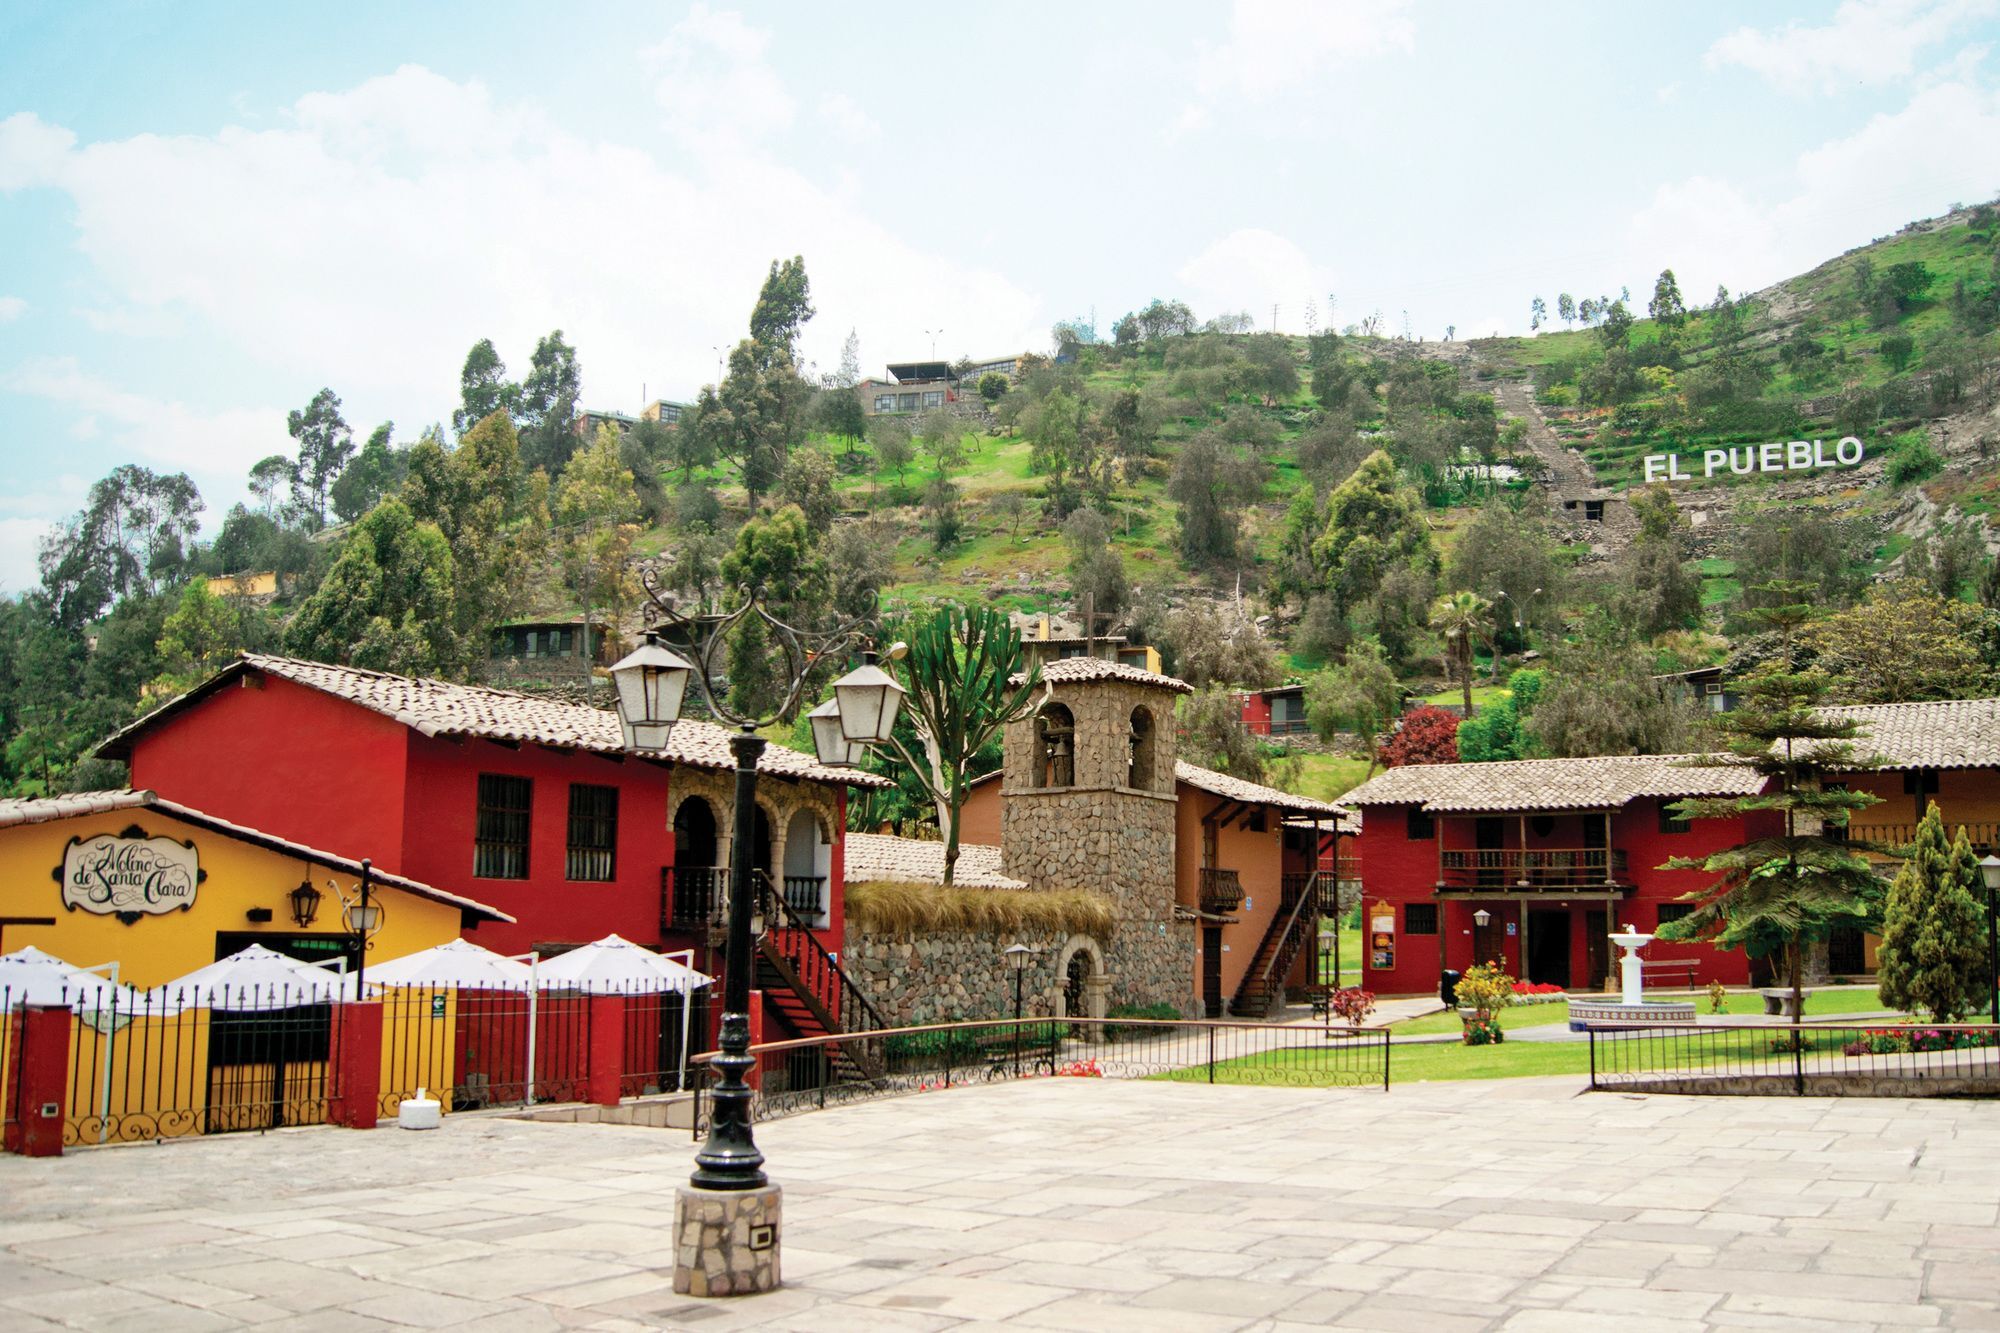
[0,945,133,1011]
[534,934,713,994]
[153,943,341,1011]
[367,938,536,992]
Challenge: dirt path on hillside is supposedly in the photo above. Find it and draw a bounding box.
[1489,376,1635,551]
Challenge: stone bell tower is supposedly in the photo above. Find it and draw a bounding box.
[999,658,1196,1015]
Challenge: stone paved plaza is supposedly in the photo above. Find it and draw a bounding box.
[3,1077,1997,1331]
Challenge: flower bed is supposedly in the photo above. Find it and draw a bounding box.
[1511,981,1569,1006]
[1842,1028,2000,1056]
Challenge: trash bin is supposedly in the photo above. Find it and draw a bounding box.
[1439,969,1462,1008]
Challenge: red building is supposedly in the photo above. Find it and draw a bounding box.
[1341,755,1771,995]
[98,654,888,1046]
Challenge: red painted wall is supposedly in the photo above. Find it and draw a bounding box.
[398,732,677,957]
[1356,799,1767,996]
[127,674,411,866]
[1237,692,1272,737]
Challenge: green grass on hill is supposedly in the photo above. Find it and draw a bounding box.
[1279,752,1374,802]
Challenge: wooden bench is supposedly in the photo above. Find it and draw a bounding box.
[972,1030,1055,1078]
[1639,960,1699,990]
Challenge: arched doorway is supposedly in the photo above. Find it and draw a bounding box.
[781,810,830,922]
[751,805,774,881]
[669,797,720,927]
[1064,949,1092,1020]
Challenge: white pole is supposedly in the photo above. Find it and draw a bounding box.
[525,953,539,1107]
[87,961,120,1147]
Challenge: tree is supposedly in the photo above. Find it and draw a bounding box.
[814,385,867,455]
[1063,508,1128,619]
[1178,685,1265,781]
[1163,601,1279,689]
[1795,583,2000,703]
[922,475,962,550]
[1648,268,1687,333]
[454,338,518,437]
[1303,639,1400,776]
[1528,638,1702,757]
[38,465,204,627]
[827,518,890,619]
[1310,450,1438,615]
[1447,500,1561,652]
[331,422,408,524]
[868,605,1042,887]
[872,417,915,493]
[991,489,1028,539]
[749,256,814,366]
[1733,511,1874,616]
[1656,666,1886,1025]
[285,499,458,675]
[1880,333,1917,373]
[778,446,839,536]
[1241,333,1300,404]
[1618,485,1700,638]
[1530,296,1546,332]
[287,388,356,531]
[1455,695,1524,762]
[1379,705,1459,767]
[248,455,293,518]
[517,330,583,474]
[1169,433,1262,566]
[830,328,862,388]
[401,411,536,661]
[1430,590,1492,718]
[1903,520,1988,601]
[716,337,806,510]
[154,579,253,694]
[1876,805,1989,1022]
[977,372,1009,403]
[1556,293,1576,329]
[554,426,644,661]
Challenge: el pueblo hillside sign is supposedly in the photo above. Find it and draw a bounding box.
[60,833,200,917]
[1643,436,1866,484]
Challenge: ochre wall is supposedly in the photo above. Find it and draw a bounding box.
[1174,783,1293,1006]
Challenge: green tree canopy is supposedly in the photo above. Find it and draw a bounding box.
[285,499,458,675]
[1875,804,1989,1022]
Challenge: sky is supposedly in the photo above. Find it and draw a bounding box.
[3,0,1999,593]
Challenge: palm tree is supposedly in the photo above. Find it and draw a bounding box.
[1430,591,1492,718]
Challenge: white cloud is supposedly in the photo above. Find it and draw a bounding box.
[1704,0,1997,94]
[0,295,25,322]
[1175,228,1333,329]
[0,56,1039,429]
[0,112,74,189]
[3,356,281,481]
[818,93,880,144]
[643,4,795,150]
[0,518,51,597]
[1628,79,2000,301]
[1187,0,1413,122]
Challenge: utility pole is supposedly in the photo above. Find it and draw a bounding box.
[1271,303,1279,333]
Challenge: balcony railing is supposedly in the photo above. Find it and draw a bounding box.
[662,865,726,932]
[782,875,827,923]
[1439,847,1631,890]
[1198,867,1244,913]
[1845,820,2000,854]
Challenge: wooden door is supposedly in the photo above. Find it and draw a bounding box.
[1201,927,1224,1018]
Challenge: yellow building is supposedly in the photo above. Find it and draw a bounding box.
[0,790,509,988]
[204,570,279,600]
[1,791,511,1146]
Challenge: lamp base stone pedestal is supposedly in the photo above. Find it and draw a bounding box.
[673,1184,781,1297]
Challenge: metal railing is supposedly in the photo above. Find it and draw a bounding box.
[1586,1020,2000,1097]
[757,870,888,1038]
[1236,874,1325,1015]
[376,985,594,1116]
[690,1016,1390,1130]
[1439,847,1630,889]
[781,875,827,922]
[1198,867,1244,912]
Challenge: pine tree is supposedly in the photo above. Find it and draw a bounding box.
[1877,806,1989,1021]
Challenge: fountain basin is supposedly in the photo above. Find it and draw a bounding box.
[1567,996,1697,1030]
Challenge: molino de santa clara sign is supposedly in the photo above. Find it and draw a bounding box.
[1643,435,1866,484]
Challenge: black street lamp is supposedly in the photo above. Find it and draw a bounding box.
[1004,942,1035,1078]
[613,591,898,1198]
[1979,855,2000,1026]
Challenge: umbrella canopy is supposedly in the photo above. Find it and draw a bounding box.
[535,933,713,995]
[153,943,341,1011]
[0,945,134,1010]
[367,938,535,992]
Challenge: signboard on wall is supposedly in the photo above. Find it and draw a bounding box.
[59,832,200,917]
[1369,902,1395,970]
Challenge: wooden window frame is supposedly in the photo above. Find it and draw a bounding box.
[475,774,532,880]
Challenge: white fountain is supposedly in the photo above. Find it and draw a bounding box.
[1566,923,1698,1030]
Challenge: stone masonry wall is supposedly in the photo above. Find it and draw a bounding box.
[841,926,1075,1027]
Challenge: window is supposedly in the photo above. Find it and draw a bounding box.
[1405,903,1439,935]
[1035,704,1075,788]
[1658,803,1691,834]
[1656,903,1694,926]
[922,391,943,408]
[874,395,895,412]
[475,775,532,879]
[567,784,619,882]
[1406,807,1435,840]
[1128,707,1156,790]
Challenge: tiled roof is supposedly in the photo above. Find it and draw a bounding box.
[0,790,512,922]
[1818,697,2000,770]
[1342,755,1761,813]
[1174,761,1347,818]
[1013,656,1193,694]
[842,833,1025,889]
[98,654,890,789]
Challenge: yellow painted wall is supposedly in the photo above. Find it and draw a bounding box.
[1175,785,1289,1004]
[205,571,278,598]
[0,806,464,989]
[1845,769,2000,838]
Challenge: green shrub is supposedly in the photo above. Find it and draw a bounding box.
[1104,1002,1184,1041]
[1887,432,1944,486]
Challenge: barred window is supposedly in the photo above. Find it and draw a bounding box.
[475,775,532,879]
[1404,903,1439,935]
[1656,903,1694,925]
[1658,803,1691,834]
[567,784,619,882]
[1406,807,1435,840]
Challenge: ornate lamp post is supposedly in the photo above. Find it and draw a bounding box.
[612,585,899,1298]
[1004,942,1036,1078]
[1979,855,2000,1025]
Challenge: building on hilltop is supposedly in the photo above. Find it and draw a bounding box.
[1009,612,1163,675]
[857,360,961,416]
[485,617,614,687]
[642,398,689,425]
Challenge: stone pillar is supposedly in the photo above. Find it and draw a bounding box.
[673,1183,782,1297]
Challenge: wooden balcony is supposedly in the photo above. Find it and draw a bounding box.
[1198,867,1244,913]
[1439,847,1630,891]
[1845,820,2000,854]
[662,865,726,931]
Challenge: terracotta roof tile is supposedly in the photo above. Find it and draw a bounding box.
[0,790,511,922]
[1818,697,2000,770]
[99,654,889,789]
[842,833,1025,889]
[1013,656,1193,693]
[1342,754,1761,813]
[1174,761,1347,818]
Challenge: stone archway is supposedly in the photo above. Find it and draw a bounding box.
[1053,934,1108,1020]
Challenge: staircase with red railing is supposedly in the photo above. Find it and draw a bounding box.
[1230,872,1325,1018]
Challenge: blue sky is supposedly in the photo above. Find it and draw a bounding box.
[3,0,1999,592]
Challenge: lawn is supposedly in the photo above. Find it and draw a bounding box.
[1281,752,1375,802]
[1388,1003,1570,1037]
[1418,684,1507,713]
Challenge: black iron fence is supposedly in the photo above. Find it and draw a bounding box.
[620,987,709,1096]
[375,986,596,1116]
[692,1016,1390,1131]
[1587,1021,2000,1097]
